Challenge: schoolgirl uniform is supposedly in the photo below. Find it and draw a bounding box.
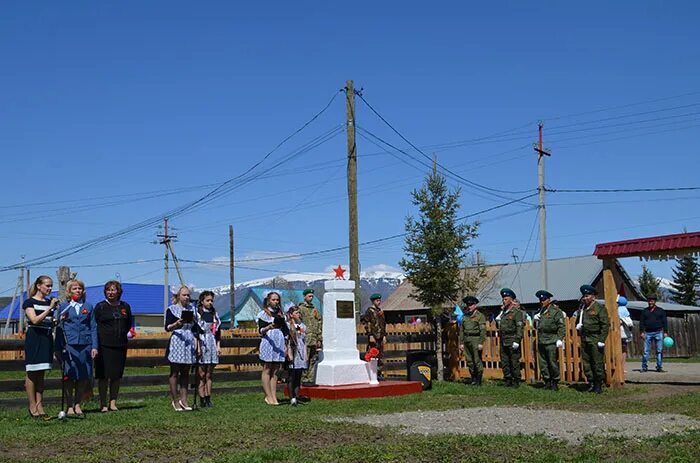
[55,300,98,380]
[165,303,199,364]
[197,308,221,365]
[256,310,286,363]
[288,321,307,370]
[22,298,55,372]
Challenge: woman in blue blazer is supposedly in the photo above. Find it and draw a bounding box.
[55,279,98,417]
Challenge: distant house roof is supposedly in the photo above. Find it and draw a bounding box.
[599,299,700,313]
[383,255,644,311]
[594,231,700,260]
[0,283,168,320]
[233,287,323,322]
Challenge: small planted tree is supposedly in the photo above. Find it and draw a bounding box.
[399,166,479,380]
[638,265,661,300]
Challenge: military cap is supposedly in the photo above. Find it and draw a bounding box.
[370,293,382,301]
[646,293,658,301]
[462,295,479,305]
[535,290,553,301]
[302,288,314,296]
[579,284,597,296]
[500,288,516,299]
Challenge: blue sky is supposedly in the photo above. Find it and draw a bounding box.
[1,1,699,295]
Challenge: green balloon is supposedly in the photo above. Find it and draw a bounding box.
[663,336,674,348]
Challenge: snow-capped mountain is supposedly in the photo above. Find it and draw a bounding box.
[198,270,405,313]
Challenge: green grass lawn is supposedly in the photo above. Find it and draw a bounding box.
[1,381,699,463]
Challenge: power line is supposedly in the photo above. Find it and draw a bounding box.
[0,92,343,272]
[355,92,534,197]
[186,193,538,265]
[546,186,700,193]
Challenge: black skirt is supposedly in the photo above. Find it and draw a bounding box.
[95,345,127,379]
[24,327,53,372]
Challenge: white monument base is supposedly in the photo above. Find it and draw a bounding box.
[315,279,371,386]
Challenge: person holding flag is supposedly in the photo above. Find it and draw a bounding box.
[458,296,486,386]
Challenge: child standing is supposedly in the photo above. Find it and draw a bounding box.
[286,305,307,406]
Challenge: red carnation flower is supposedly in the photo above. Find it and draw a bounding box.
[364,347,380,362]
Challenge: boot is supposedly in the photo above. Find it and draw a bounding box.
[470,371,478,386]
[551,381,559,391]
[503,378,512,387]
[199,396,206,408]
[586,382,595,392]
[593,382,603,394]
[511,379,520,388]
[205,396,212,407]
[476,372,483,386]
[544,379,551,390]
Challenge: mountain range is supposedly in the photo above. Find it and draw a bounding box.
[199,270,406,314]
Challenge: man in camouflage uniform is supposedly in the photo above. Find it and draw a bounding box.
[576,284,609,394]
[299,288,322,384]
[362,293,387,376]
[459,295,486,386]
[496,288,524,387]
[534,290,566,391]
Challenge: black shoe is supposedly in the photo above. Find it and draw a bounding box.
[475,373,483,386]
[543,379,551,389]
[551,381,559,391]
[656,367,664,373]
[593,382,603,394]
[503,379,512,387]
[641,368,648,372]
[199,397,207,408]
[205,396,213,407]
[512,380,520,388]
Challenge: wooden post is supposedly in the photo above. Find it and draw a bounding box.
[446,321,461,380]
[345,79,361,318]
[229,225,235,326]
[603,258,625,387]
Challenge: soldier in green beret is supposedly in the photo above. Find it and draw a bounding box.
[576,284,608,393]
[496,288,524,387]
[534,290,566,391]
[362,294,387,376]
[299,288,322,385]
[459,296,486,386]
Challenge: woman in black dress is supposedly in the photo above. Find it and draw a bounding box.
[94,280,132,413]
[22,275,60,418]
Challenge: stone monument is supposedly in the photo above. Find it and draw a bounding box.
[315,279,370,386]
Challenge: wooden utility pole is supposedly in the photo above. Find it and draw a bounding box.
[229,224,235,326]
[534,122,551,290]
[158,218,172,311]
[346,79,361,316]
[57,266,72,300]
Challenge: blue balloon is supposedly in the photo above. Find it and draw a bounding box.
[617,296,628,306]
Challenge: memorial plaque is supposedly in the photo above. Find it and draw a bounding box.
[336,300,354,318]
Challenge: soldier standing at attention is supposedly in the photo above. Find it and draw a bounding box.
[533,290,566,391]
[362,294,387,376]
[298,289,322,385]
[576,284,609,394]
[459,296,486,386]
[496,288,524,387]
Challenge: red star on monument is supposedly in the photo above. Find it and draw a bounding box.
[333,265,346,279]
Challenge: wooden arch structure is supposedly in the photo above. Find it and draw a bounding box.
[593,231,700,387]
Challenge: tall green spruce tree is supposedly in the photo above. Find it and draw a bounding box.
[399,166,478,380]
[670,255,700,306]
[638,265,661,299]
